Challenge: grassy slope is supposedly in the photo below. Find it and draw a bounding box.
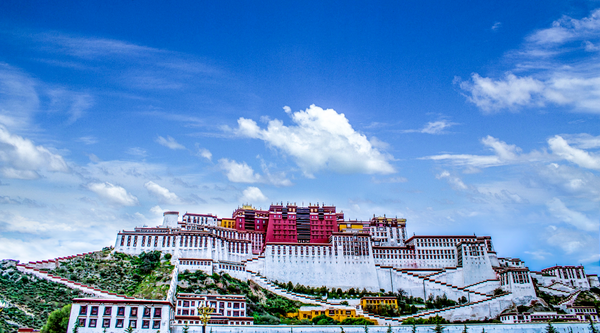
[0,260,88,333]
[51,250,174,299]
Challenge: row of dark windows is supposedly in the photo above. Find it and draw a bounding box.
[77,318,160,329]
[79,305,161,318]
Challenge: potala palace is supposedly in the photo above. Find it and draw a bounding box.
[13,203,600,332]
[111,204,599,321]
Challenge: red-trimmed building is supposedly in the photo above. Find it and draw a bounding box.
[174,293,253,326]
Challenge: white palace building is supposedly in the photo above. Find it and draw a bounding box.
[108,203,599,324]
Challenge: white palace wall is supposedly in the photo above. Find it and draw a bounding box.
[258,244,380,291]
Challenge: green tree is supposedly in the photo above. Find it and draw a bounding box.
[462,324,468,333]
[72,322,80,333]
[364,324,369,333]
[182,323,189,333]
[387,324,393,333]
[432,322,444,333]
[41,304,71,333]
[590,316,598,333]
[412,322,417,333]
[125,326,134,333]
[545,323,558,333]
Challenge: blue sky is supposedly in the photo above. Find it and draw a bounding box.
[0,1,598,274]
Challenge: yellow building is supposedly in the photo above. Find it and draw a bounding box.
[287,306,374,323]
[219,218,236,229]
[360,296,398,310]
[338,221,369,232]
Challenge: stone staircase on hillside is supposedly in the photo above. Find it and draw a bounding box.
[246,271,398,325]
[246,270,512,325]
[16,262,129,299]
[558,290,580,307]
[392,268,491,302]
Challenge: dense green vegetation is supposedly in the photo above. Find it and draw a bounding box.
[178,269,304,325]
[51,250,174,299]
[0,261,87,333]
[40,305,71,333]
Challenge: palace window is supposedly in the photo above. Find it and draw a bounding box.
[78,319,86,327]
[102,319,110,328]
[130,307,138,317]
[142,320,150,329]
[89,319,97,328]
[90,306,98,315]
[116,319,124,328]
[79,305,87,315]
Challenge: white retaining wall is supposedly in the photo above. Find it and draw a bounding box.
[170,323,595,333]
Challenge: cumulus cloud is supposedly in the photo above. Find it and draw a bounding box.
[546,197,598,232]
[218,159,261,183]
[0,125,69,179]
[459,73,545,112]
[156,136,185,150]
[144,181,181,204]
[150,205,164,216]
[459,9,600,113]
[240,186,267,203]
[234,105,395,177]
[218,158,292,186]
[86,182,139,206]
[548,135,600,170]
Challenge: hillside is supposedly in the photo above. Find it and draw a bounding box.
[0,260,88,333]
[1,250,309,331]
[50,250,174,299]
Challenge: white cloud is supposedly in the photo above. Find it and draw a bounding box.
[403,120,457,134]
[0,125,69,179]
[459,73,545,112]
[240,186,267,203]
[526,9,600,45]
[234,105,395,177]
[436,170,469,190]
[421,120,456,134]
[548,135,600,170]
[0,211,74,234]
[78,136,97,145]
[218,158,292,186]
[86,182,139,206]
[491,22,502,31]
[197,147,212,161]
[0,63,39,129]
[425,135,546,168]
[372,176,408,184]
[156,136,185,150]
[218,159,261,183]
[126,147,147,157]
[459,9,600,114]
[546,197,598,232]
[560,133,600,149]
[144,181,181,204]
[545,226,598,255]
[524,250,552,260]
[150,205,163,216]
